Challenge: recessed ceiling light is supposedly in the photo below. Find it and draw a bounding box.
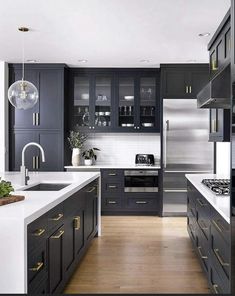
[198,32,210,37]
[78,59,88,63]
[139,59,150,63]
[26,59,37,63]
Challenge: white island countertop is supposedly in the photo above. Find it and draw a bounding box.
[185,174,230,224]
[0,171,100,294]
[65,164,161,170]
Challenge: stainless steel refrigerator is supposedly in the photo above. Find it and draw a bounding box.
[162,99,213,216]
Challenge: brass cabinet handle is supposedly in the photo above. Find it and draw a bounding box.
[50,213,63,221]
[51,230,64,239]
[74,216,81,230]
[36,156,39,170]
[212,60,218,71]
[32,156,36,170]
[197,246,208,259]
[108,173,117,176]
[86,186,96,193]
[198,220,208,231]
[36,112,40,126]
[136,201,147,204]
[214,248,229,266]
[108,185,117,189]
[189,86,192,93]
[190,208,196,218]
[213,284,219,294]
[196,198,207,207]
[211,119,217,133]
[29,262,44,272]
[32,228,45,236]
[108,201,117,204]
[33,113,36,126]
[212,219,223,233]
[185,85,189,94]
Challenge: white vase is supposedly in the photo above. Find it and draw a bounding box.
[71,148,81,166]
[84,159,93,166]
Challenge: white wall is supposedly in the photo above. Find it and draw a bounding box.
[83,133,161,165]
[0,62,8,172]
[216,142,230,177]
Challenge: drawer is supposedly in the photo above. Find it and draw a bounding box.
[210,222,230,281]
[28,241,47,285]
[196,196,211,240]
[187,216,197,246]
[211,209,230,245]
[197,227,209,274]
[28,274,48,294]
[209,265,229,294]
[126,198,157,211]
[28,215,47,253]
[47,203,64,233]
[102,169,123,180]
[187,197,197,225]
[102,197,122,210]
[104,182,123,193]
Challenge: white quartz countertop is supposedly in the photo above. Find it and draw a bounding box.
[65,164,161,170]
[185,174,230,224]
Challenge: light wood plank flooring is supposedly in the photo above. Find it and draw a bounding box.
[64,216,210,294]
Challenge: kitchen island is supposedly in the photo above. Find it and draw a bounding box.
[0,171,100,294]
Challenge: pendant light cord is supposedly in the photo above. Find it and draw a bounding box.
[22,30,25,81]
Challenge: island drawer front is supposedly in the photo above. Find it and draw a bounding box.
[187,197,197,225]
[211,208,230,245]
[197,226,209,275]
[64,191,85,217]
[28,215,47,253]
[187,217,197,246]
[210,222,230,281]
[196,197,211,241]
[28,241,47,285]
[187,182,197,204]
[47,203,64,233]
[28,273,48,294]
[126,197,157,211]
[209,264,229,294]
[104,182,123,193]
[102,169,124,180]
[102,197,122,209]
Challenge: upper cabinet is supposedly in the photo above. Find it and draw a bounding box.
[70,69,160,133]
[161,65,209,99]
[208,10,231,79]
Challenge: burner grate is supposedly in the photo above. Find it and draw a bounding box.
[201,179,230,195]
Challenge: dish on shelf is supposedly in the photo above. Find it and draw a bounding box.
[81,93,89,100]
[82,112,90,126]
[98,112,105,116]
[126,123,134,127]
[142,123,154,127]
[124,96,134,101]
[121,123,127,127]
[105,111,111,116]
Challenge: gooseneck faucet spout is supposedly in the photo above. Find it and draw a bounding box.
[21,142,46,185]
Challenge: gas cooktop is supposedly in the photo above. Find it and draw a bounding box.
[201,179,230,195]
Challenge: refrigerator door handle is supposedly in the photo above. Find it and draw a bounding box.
[164,120,169,168]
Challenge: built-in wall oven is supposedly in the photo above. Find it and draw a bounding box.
[124,170,158,193]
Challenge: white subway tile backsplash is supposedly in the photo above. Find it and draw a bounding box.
[82,133,161,165]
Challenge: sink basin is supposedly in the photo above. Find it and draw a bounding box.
[23,183,71,191]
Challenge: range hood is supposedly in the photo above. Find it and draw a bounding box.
[197,65,231,109]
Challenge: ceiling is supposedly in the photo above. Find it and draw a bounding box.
[0,0,231,67]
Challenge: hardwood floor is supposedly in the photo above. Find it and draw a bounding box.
[64,216,210,294]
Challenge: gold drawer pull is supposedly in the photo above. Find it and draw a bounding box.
[32,228,45,236]
[198,220,208,231]
[213,284,219,294]
[212,219,224,233]
[197,246,208,259]
[29,262,44,272]
[74,216,81,230]
[51,230,64,239]
[189,85,192,94]
[50,213,63,221]
[212,60,218,71]
[196,198,207,207]
[136,201,147,204]
[87,186,96,193]
[108,185,117,189]
[108,201,117,204]
[108,173,117,176]
[214,249,229,267]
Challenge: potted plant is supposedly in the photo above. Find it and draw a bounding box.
[67,131,88,166]
[82,148,100,166]
[0,178,24,206]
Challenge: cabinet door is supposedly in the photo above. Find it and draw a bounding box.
[48,225,65,294]
[84,183,97,241]
[10,130,38,171]
[38,69,63,129]
[74,210,84,255]
[209,109,230,142]
[38,131,63,171]
[10,69,39,129]
[162,69,188,98]
[190,70,209,97]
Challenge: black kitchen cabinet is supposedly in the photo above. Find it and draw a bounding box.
[161,64,209,98]
[187,180,230,294]
[10,130,63,171]
[208,10,231,79]
[209,109,230,142]
[27,178,99,294]
[70,69,160,133]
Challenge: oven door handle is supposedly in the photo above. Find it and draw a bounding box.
[163,189,187,193]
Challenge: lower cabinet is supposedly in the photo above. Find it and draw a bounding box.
[187,181,230,294]
[27,179,98,294]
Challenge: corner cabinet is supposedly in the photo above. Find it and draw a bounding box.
[209,109,230,142]
[69,69,160,133]
[9,64,68,172]
[161,64,209,99]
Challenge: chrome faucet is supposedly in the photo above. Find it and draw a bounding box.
[20,142,45,185]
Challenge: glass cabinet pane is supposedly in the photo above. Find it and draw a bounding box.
[95,76,112,128]
[74,76,90,128]
[118,77,135,128]
[225,29,231,59]
[140,77,156,128]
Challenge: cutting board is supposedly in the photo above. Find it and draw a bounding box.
[0,195,25,206]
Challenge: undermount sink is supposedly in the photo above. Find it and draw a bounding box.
[23,183,71,191]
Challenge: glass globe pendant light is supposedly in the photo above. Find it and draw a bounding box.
[8,27,39,110]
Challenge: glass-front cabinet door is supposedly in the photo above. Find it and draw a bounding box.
[73,76,91,130]
[118,77,136,130]
[94,76,112,130]
[139,77,158,131]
